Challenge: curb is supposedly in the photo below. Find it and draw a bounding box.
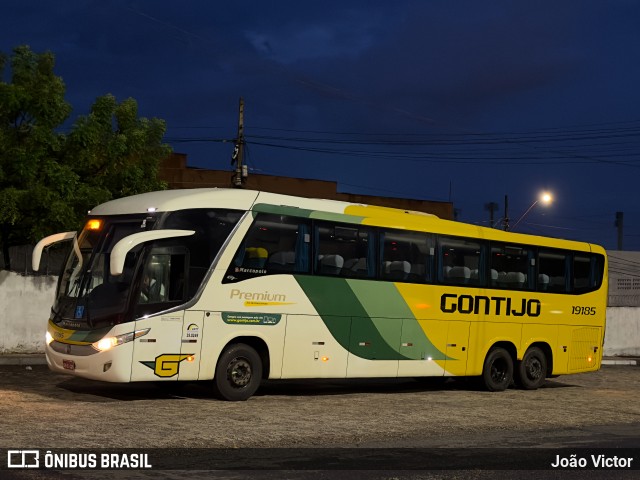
[602,358,638,366]
[0,354,47,366]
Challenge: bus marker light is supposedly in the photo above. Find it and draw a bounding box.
[187,355,195,362]
[321,356,329,362]
[587,356,593,363]
[86,219,102,231]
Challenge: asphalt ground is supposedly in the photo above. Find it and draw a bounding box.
[1,359,639,480]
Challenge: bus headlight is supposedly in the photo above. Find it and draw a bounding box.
[45,331,54,345]
[92,328,150,352]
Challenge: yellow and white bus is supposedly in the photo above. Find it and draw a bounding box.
[33,189,607,400]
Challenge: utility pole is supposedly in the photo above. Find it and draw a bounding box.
[503,195,510,231]
[485,202,499,228]
[615,211,624,250]
[231,97,246,188]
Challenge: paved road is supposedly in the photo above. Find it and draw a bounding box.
[1,364,639,479]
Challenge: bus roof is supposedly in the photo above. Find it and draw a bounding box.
[89,188,603,254]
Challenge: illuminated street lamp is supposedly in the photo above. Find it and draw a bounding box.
[510,191,553,231]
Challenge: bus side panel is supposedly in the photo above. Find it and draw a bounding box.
[347,317,401,378]
[281,315,349,378]
[466,321,522,376]
[555,325,572,374]
[397,319,449,377]
[131,313,185,382]
[198,311,287,381]
[519,324,557,360]
[346,357,399,378]
[555,325,602,374]
[443,320,471,377]
[568,326,602,372]
[178,310,205,381]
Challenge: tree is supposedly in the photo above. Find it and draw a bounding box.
[0,46,170,269]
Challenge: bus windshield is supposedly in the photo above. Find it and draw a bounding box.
[52,209,244,330]
[54,217,149,329]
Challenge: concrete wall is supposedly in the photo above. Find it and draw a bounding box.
[0,270,638,356]
[604,307,640,356]
[0,271,56,353]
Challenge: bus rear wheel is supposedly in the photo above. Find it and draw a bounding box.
[481,347,513,392]
[516,347,547,390]
[213,343,262,401]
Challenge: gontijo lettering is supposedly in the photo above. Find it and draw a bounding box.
[441,293,541,317]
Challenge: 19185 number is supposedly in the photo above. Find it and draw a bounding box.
[572,306,596,315]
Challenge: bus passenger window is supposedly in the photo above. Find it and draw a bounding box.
[439,237,485,286]
[490,245,533,290]
[538,250,568,293]
[381,230,434,283]
[315,222,375,278]
[224,213,310,282]
[573,254,601,293]
[244,247,268,268]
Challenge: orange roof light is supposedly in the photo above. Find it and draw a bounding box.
[86,219,102,231]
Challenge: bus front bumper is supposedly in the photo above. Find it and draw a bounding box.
[45,340,134,382]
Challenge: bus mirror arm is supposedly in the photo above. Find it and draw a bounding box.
[32,232,77,272]
[110,229,196,276]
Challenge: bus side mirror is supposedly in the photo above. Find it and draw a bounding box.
[32,232,77,272]
[110,229,195,276]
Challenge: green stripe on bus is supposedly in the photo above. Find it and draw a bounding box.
[294,276,410,360]
[252,203,365,224]
[295,276,449,361]
[347,280,450,360]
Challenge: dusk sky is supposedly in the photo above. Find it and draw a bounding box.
[3,1,640,250]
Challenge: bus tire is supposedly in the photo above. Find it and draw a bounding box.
[516,347,547,390]
[213,343,262,401]
[482,347,513,392]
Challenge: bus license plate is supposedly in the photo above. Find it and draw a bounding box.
[63,359,75,371]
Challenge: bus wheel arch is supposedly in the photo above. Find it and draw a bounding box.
[212,337,270,401]
[516,343,551,390]
[481,342,516,392]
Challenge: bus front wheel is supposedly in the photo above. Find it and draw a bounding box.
[213,343,263,401]
[481,347,513,392]
[516,347,547,390]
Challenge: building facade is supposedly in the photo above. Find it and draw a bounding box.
[159,153,454,220]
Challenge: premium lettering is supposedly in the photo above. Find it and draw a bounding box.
[230,289,286,302]
[440,293,541,317]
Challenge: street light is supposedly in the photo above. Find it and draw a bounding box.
[510,191,553,231]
